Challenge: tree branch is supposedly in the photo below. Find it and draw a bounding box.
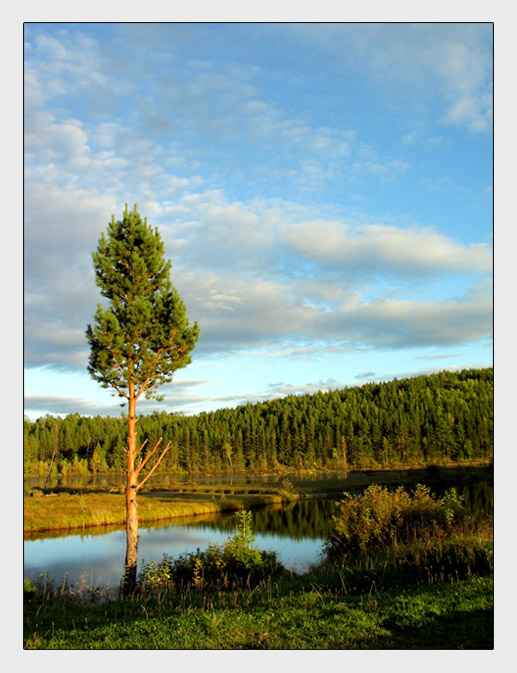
[136,437,162,473]
[134,378,151,401]
[109,382,128,399]
[135,437,148,458]
[136,441,171,492]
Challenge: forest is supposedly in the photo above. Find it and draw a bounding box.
[24,367,493,478]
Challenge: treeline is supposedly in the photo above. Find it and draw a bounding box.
[24,368,493,477]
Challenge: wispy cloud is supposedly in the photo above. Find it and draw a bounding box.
[266,378,345,396]
[289,23,493,134]
[354,371,376,380]
[416,353,461,361]
[24,395,123,417]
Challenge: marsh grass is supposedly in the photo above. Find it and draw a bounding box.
[24,465,491,533]
[23,489,295,533]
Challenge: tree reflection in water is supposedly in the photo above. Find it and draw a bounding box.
[24,480,492,587]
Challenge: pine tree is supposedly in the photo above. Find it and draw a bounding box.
[86,204,199,593]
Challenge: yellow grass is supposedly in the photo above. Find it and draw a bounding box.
[23,491,291,533]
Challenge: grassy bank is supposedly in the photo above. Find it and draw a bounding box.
[24,518,494,650]
[23,489,296,533]
[24,485,493,650]
[24,464,492,533]
[24,575,493,649]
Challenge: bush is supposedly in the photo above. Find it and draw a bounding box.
[223,510,263,567]
[325,484,467,558]
[24,579,40,602]
[138,510,283,593]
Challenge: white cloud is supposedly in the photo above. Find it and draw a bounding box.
[172,258,492,357]
[444,94,493,133]
[417,353,460,360]
[267,378,344,396]
[285,220,492,275]
[22,158,493,372]
[345,291,493,348]
[23,24,493,385]
[25,113,89,162]
[24,395,122,417]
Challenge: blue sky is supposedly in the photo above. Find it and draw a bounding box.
[23,22,493,420]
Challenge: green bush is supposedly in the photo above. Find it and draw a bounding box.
[223,510,263,568]
[138,510,283,592]
[325,484,467,557]
[24,579,40,602]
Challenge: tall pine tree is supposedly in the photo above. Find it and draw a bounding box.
[86,204,199,593]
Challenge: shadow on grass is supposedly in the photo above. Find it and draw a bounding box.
[375,607,493,650]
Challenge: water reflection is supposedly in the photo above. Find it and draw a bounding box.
[24,470,353,495]
[457,480,493,519]
[24,480,492,589]
[24,515,318,588]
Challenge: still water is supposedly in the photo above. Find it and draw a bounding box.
[24,500,334,587]
[24,480,492,589]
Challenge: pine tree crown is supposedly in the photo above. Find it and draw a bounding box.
[86,205,200,400]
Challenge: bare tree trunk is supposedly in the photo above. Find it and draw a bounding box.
[124,470,139,593]
[123,388,139,594]
[120,383,171,595]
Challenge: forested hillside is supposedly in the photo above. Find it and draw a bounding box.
[24,368,493,477]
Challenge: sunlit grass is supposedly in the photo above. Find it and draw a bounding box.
[23,489,295,533]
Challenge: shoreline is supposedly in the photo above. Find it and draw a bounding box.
[24,463,492,535]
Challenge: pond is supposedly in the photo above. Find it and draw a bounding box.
[24,499,335,588]
[24,479,493,589]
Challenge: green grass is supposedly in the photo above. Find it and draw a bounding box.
[24,483,493,649]
[23,572,493,649]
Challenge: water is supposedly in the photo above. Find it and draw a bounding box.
[24,479,492,589]
[24,500,337,588]
[23,470,352,496]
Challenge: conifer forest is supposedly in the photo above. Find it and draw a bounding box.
[24,368,493,478]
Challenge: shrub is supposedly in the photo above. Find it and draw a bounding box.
[24,579,40,602]
[223,510,263,568]
[325,484,468,558]
[138,510,283,593]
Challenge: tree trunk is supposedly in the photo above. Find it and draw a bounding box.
[123,388,139,594]
[124,470,139,593]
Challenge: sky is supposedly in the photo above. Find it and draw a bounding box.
[23,21,494,420]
